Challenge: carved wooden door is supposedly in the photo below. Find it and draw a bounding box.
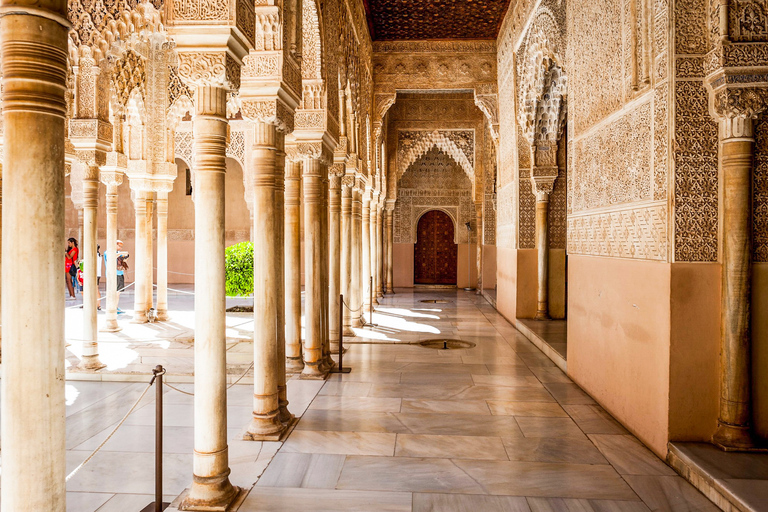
[414,210,457,285]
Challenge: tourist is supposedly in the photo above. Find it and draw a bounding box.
[96,244,102,310]
[65,238,78,300]
[105,240,129,314]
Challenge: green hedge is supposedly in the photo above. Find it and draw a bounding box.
[225,241,254,297]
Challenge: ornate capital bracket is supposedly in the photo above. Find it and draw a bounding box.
[473,91,500,145]
[341,174,355,189]
[296,140,333,166]
[328,163,346,179]
[531,175,556,199]
[374,93,397,125]
[177,52,242,92]
[241,99,295,133]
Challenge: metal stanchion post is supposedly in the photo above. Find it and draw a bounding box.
[142,365,169,512]
[331,294,351,374]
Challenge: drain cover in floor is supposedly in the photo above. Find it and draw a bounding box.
[418,339,476,350]
[419,299,450,304]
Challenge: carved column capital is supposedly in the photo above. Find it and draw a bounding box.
[241,99,295,133]
[177,52,242,92]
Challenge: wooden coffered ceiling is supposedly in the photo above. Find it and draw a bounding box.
[362,0,513,41]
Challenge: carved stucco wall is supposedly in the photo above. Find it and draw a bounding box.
[394,147,476,245]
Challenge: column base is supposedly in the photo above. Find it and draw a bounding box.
[712,421,760,452]
[386,288,395,294]
[286,356,305,373]
[534,310,550,321]
[78,355,106,371]
[244,414,287,441]
[132,312,148,324]
[300,361,330,380]
[343,326,356,337]
[178,476,244,512]
[100,322,121,333]
[157,309,169,322]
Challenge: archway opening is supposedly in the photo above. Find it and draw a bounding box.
[414,210,457,285]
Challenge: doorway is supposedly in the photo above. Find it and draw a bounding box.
[414,210,457,285]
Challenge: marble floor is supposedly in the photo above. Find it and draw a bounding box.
[4,288,720,511]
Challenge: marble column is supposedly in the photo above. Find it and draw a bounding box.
[476,205,483,293]
[712,114,757,450]
[361,191,372,317]
[0,2,68,508]
[80,166,105,369]
[534,189,551,320]
[376,205,384,299]
[341,178,354,335]
[156,190,169,321]
[386,206,394,294]
[246,121,287,438]
[302,155,329,377]
[132,190,149,323]
[180,85,238,509]
[145,195,154,313]
[274,140,293,423]
[320,174,332,369]
[284,159,304,371]
[101,175,122,332]
[328,168,343,351]
[370,203,379,306]
[77,207,84,255]
[351,186,363,327]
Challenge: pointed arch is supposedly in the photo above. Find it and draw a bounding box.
[397,130,475,184]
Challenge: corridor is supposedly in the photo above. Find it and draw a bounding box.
[239,290,717,511]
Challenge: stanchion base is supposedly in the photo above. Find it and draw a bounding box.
[140,502,171,512]
[330,367,352,374]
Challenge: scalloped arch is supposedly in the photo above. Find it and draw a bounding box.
[397,131,474,184]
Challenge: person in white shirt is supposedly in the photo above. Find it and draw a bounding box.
[96,244,103,310]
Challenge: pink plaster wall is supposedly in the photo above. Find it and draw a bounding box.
[754,262,768,439]
[568,255,671,456]
[482,244,497,290]
[496,247,517,321]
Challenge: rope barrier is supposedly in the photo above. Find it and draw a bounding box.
[66,376,155,482]
[341,284,369,314]
[163,361,255,397]
[66,282,136,309]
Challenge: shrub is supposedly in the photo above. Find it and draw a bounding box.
[225,241,254,297]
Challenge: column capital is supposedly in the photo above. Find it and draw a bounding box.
[296,139,334,166]
[530,175,556,199]
[177,52,242,92]
[100,170,124,188]
[242,98,295,133]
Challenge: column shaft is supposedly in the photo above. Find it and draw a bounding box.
[156,191,169,321]
[370,206,379,305]
[376,207,384,298]
[386,209,394,293]
[133,191,148,322]
[713,117,756,450]
[361,194,372,317]
[181,85,238,509]
[275,142,293,423]
[145,196,154,312]
[351,189,363,327]
[329,174,342,350]
[285,160,304,371]
[103,183,120,331]
[320,175,331,368]
[301,157,329,377]
[0,8,68,510]
[80,173,104,369]
[341,183,354,335]
[246,121,285,437]
[535,194,550,320]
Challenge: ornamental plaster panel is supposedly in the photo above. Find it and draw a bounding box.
[754,116,768,262]
[396,130,475,183]
[653,85,669,201]
[673,80,719,262]
[567,203,668,260]
[675,0,709,55]
[569,102,653,213]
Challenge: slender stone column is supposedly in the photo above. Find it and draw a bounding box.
[156,190,169,321]
[246,121,287,437]
[328,168,343,350]
[0,4,68,508]
[351,186,363,327]
[274,138,293,423]
[285,159,304,371]
[101,176,122,332]
[320,174,332,369]
[376,206,384,298]
[476,205,483,293]
[534,189,551,320]
[80,167,105,369]
[370,203,379,306]
[132,190,149,323]
[361,191,372,317]
[341,178,354,335]
[180,85,238,509]
[301,156,329,377]
[712,114,757,450]
[386,206,394,294]
[77,207,84,254]
[145,195,154,312]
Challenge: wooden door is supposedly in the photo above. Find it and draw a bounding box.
[414,210,457,285]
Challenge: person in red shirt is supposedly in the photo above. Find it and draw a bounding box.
[65,238,79,300]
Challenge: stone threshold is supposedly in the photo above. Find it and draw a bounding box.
[668,441,768,512]
[515,317,567,372]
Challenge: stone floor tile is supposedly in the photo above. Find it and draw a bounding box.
[487,400,568,417]
[623,475,721,511]
[590,435,676,476]
[66,492,113,512]
[398,372,475,385]
[393,412,525,437]
[542,382,597,404]
[295,409,410,433]
[502,436,609,465]
[397,362,491,375]
[452,385,556,402]
[395,433,508,460]
[526,497,651,512]
[515,416,587,438]
[453,459,638,500]
[336,455,486,494]
[95,493,178,512]
[308,395,402,412]
[282,430,397,456]
[413,492,531,512]
[240,487,413,512]
[563,405,629,434]
[400,398,492,415]
[256,452,346,488]
[318,381,372,397]
[472,374,544,387]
